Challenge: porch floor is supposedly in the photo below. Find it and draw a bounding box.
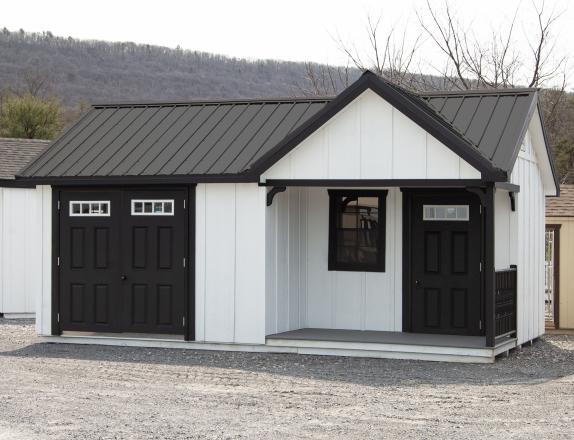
[266,328,517,363]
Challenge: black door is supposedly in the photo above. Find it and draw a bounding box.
[408,191,482,336]
[58,188,187,335]
[121,190,186,334]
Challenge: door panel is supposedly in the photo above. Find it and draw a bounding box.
[121,190,186,334]
[58,188,187,336]
[59,191,122,332]
[410,192,481,336]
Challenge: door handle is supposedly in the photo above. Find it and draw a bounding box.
[415,280,421,287]
[121,275,127,281]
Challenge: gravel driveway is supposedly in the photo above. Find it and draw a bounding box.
[0,319,573,439]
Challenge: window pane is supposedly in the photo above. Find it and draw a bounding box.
[164,202,173,213]
[154,202,163,213]
[134,202,142,213]
[144,202,153,213]
[101,203,109,214]
[91,203,100,214]
[81,203,90,214]
[72,203,80,214]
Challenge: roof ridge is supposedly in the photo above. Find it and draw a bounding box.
[92,96,334,109]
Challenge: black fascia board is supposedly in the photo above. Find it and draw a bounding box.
[14,173,258,186]
[248,70,506,181]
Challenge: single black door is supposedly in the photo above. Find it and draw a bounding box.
[409,191,482,336]
[121,190,186,334]
[59,191,122,332]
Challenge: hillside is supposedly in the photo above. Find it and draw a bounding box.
[0,29,353,107]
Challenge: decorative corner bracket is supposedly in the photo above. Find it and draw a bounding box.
[509,192,516,211]
[266,186,286,206]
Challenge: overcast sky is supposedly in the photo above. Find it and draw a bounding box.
[2,0,573,88]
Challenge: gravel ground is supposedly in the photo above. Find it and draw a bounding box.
[0,319,573,439]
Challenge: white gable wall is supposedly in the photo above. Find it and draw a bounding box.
[261,89,481,181]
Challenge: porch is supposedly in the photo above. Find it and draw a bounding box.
[266,328,517,363]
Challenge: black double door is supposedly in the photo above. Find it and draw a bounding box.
[59,188,187,335]
[408,191,482,336]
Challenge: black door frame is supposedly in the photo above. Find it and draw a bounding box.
[401,188,485,336]
[51,184,196,341]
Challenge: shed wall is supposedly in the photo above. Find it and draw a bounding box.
[265,187,402,334]
[195,183,267,344]
[510,130,546,344]
[261,89,481,181]
[0,186,44,316]
[546,217,574,329]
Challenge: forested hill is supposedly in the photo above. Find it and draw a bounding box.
[0,29,340,106]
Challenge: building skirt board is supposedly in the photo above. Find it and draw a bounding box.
[41,328,518,363]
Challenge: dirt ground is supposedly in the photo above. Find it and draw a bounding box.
[0,319,573,439]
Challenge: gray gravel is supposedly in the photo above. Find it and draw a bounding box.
[0,318,573,439]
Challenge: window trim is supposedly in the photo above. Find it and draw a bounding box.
[131,199,175,216]
[328,189,387,273]
[69,201,111,217]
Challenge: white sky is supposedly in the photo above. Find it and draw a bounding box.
[2,0,573,88]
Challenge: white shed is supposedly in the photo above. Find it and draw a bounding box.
[17,72,559,362]
[0,138,49,318]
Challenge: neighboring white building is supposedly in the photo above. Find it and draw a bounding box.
[16,72,558,362]
[0,138,49,318]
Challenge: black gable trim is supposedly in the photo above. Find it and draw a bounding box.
[249,71,506,181]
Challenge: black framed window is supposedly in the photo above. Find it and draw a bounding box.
[328,190,387,272]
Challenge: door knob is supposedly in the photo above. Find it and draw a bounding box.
[415,280,421,287]
[121,275,127,281]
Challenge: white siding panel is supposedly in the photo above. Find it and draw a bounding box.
[197,183,266,344]
[261,89,480,182]
[203,184,236,342]
[1,187,43,316]
[37,186,52,335]
[510,137,546,345]
[327,101,361,178]
[234,184,266,344]
[426,135,460,179]
[360,91,393,179]
[392,110,427,178]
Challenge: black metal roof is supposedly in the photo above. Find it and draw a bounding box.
[0,137,50,180]
[18,71,550,184]
[421,89,538,173]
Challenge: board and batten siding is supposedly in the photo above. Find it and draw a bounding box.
[261,89,480,181]
[0,186,44,317]
[546,217,574,329]
[195,183,267,344]
[265,187,402,335]
[510,129,546,345]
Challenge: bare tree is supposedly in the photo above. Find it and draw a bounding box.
[298,62,353,97]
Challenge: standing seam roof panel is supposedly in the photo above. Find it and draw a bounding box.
[47,108,120,176]
[451,96,482,135]
[89,106,173,176]
[478,96,517,159]
[179,104,250,175]
[66,108,145,176]
[463,96,499,147]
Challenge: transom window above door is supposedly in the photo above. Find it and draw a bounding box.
[423,205,469,221]
[131,199,174,216]
[328,190,387,272]
[69,201,110,216]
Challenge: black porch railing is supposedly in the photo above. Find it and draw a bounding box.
[495,266,517,338]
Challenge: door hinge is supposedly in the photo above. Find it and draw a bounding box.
[57,313,60,323]
[183,316,185,327]
[479,205,482,214]
[183,257,186,268]
[57,257,60,266]
[183,200,186,209]
[57,200,61,210]
[479,319,482,330]
[479,262,482,272]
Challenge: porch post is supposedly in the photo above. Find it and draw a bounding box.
[485,184,496,347]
